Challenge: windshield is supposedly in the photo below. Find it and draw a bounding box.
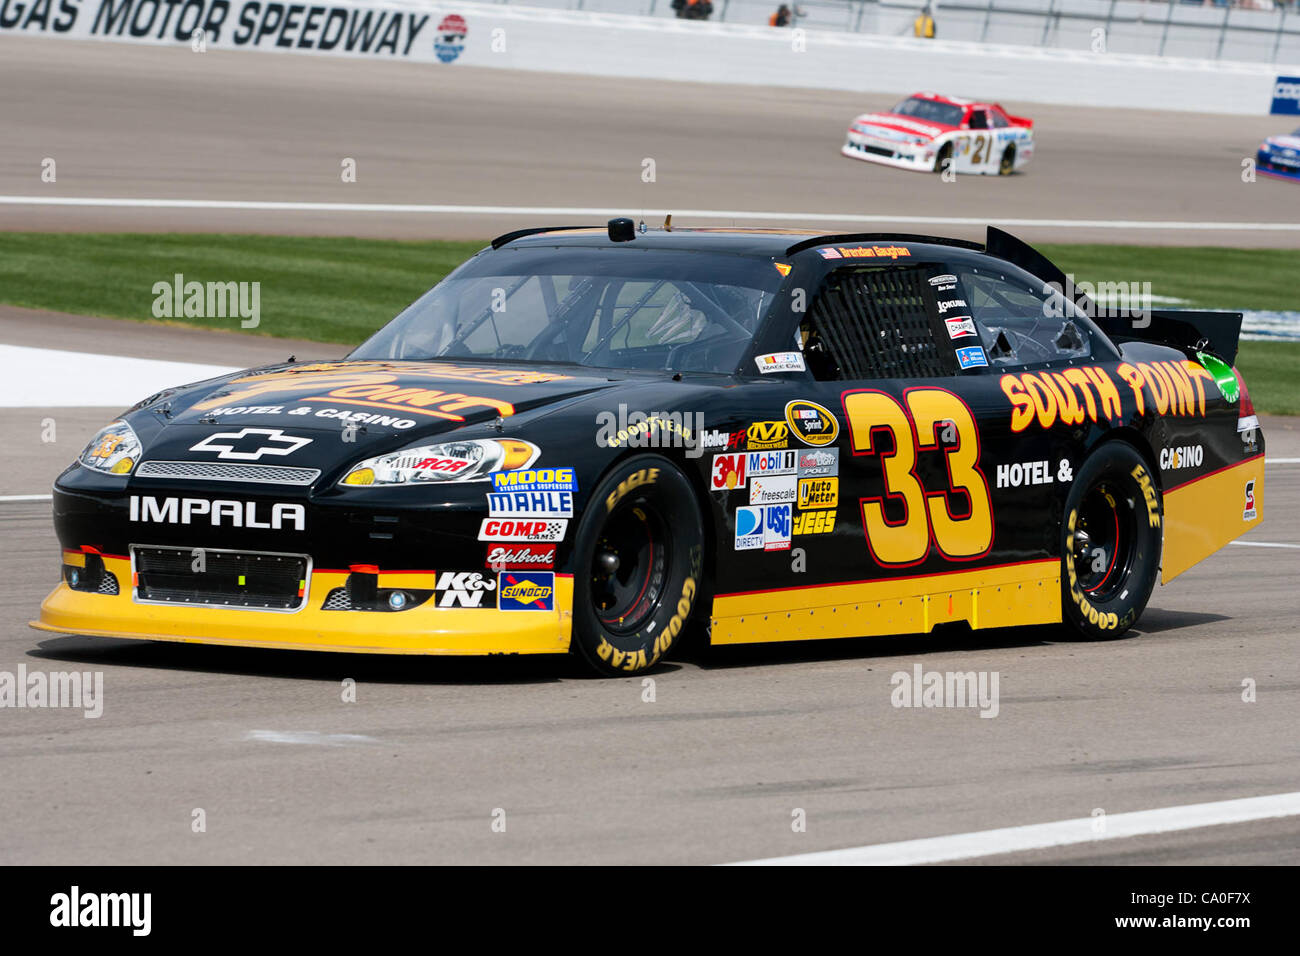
[891,97,964,127]
[350,247,782,375]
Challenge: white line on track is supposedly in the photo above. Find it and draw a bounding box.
[0,345,237,408]
[1231,540,1300,549]
[245,730,377,746]
[1,196,1298,232]
[728,791,1300,865]
[0,494,52,503]
[1267,458,1300,464]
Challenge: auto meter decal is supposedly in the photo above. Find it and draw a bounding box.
[784,400,839,447]
[434,14,468,63]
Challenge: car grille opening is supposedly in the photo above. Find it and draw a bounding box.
[132,546,309,611]
[136,460,321,485]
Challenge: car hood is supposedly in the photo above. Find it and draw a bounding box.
[849,112,952,142]
[126,359,632,463]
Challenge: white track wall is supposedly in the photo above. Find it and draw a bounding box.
[0,0,1290,114]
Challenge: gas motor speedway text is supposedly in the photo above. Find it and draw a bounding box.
[0,0,433,56]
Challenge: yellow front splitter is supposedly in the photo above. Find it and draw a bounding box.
[32,561,573,656]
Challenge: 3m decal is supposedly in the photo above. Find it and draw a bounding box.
[498,572,554,611]
[797,477,838,509]
[747,421,789,450]
[784,400,840,447]
[712,453,747,491]
[842,388,993,566]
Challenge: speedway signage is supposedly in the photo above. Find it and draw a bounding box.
[0,0,469,62]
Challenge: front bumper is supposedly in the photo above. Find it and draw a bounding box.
[33,554,573,655]
[841,136,934,172]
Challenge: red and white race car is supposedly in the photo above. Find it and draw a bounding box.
[842,92,1034,175]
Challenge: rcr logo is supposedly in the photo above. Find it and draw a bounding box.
[129,496,305,530]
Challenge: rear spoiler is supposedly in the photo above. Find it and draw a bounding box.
[984,227,1242,365]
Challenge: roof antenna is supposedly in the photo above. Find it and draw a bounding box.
[662,214,673,232]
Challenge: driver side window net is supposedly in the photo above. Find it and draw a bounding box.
[802,266,955,381]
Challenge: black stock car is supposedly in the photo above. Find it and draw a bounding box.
[35,222,1264,675]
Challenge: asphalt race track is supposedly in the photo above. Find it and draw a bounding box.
[1,35,1298,247]
[1,34,1298,865]
[0,312,1298,865]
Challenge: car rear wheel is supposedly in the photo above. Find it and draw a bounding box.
[998,145,1016,175]
[1060,442,1162,640]
[571,455,705,676]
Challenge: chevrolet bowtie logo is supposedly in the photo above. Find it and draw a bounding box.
[190,428,312,461]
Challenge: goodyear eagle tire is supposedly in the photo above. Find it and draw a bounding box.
[933,142,953,174]
[1060,442,1162,640]
[998,146,1016,176]
[571,455,705,676]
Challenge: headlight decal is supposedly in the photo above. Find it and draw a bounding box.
[79,421,142,476]
[340,438,540,486]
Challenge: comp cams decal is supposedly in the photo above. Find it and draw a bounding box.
[477,519,568,542]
